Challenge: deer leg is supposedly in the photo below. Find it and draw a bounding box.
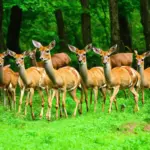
[46,90,52,121]
[29,88,35,120]
[100,87,107,112]
[54,90,59,119]
[3,89,7,107]
[113,97,118,111]
[69,89,80,117]
[62,90,68,118]
[18,87,25,113]
[11,88,16,111]
[58,91,63,117]
[129,87,139,112]
[84,88,89,112]
[78,87,84,114]
[93,87,98,112]
[24,91,30,116]
[123,90,128,99]
[108,86,119,113]
[37,89,45,119]
[6,90,11,110]
[142,88,144,105]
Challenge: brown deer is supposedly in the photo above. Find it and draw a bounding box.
[68,44,106,112]
[32,40,81,117]
[7,50,47,119]
[0,52,19,110]
[110,53,133,68]
[93,45,140,113]
[28,48,71,69]
[134,50,150,104]
[27,49,61,120]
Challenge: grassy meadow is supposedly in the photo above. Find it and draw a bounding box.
[0,89,150,150]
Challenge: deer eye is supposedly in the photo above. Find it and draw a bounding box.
[141,59,144,61]
[46,50,49,53]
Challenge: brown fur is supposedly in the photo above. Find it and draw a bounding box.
[29,49,71,69]
[135,51,150,104]
[33,40,81,118]
[110,53,133,68]
[93,46,140,113]
[68,44,106,112]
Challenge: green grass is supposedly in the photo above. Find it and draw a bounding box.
[0,89,150,150]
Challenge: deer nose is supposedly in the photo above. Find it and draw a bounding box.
[40,56,44,61]
[79,60,82,63]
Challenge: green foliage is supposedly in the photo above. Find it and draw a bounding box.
[2,0,146,68]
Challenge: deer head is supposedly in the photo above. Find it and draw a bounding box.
[32,40,56,62]
[7,50,29,67]
[27,48,37,59]
[134,50,150,67]
[68,43,92,65]
[93,44,118,65]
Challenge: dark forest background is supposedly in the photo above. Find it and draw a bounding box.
[0,0,150,68]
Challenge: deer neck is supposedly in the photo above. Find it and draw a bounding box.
[18,65,30,85]
[44,59,57,84]
[138,64,144,86]
[103,62,112,84]
[30,56,37,67]
[79,62,88,85]
[0,65,3,84]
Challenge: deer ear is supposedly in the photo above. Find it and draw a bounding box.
[3,51,8,57]
[143,51,150,58]
[134,50,138,56]
[68,44,77,53]
[85,43,92,52]
[7,49,16,57]
[93,47,102,55]
[23,51,29,57]
[109,44,117,55]
[48,40,56,50]
[32,40,42,48]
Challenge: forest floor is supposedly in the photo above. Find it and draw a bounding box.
[0,89,150,150]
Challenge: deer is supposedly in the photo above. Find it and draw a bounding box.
[27,49,62,120]
[32,40,81,118]
[68,44,106,112]
[134,50,150,104]
[7,50,48,120]
[110,53,133,68]
[28,48,71,69]
[93,45,141,113]
[0,51,19,110]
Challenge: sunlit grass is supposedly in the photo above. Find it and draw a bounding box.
[0,89,150,150]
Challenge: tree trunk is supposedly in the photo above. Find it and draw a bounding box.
[55,9,67,52]
[119,14,132,49]
[80,0,92,46]
[0,0,6,51]
[7,5,22,53]
[109,0,123,52]
[140,0,150,67]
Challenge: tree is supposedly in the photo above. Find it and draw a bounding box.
[109,0,123,51]
[7,5,22,53]
[140,0,150,50]
[80,0,92,46]
[140,0,150,67]
[118,4,132,49]
[0,0,6,51]
[55,9,67,52]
